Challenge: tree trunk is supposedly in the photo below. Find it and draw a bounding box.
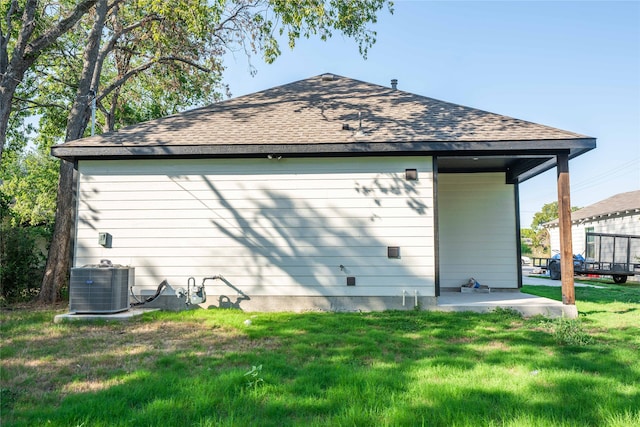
[0,69,27,159]
[0,77,17,159]
[38,160,75,303]
[39,0,108,304]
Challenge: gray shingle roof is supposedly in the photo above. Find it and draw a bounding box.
[546,190,640,226]
[54,73,592,151]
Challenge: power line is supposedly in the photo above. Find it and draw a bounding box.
[571,157,639,193]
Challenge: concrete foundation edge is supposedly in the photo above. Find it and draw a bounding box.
[143,295,438,312]
[53,308,155,323]
[433,304,577,318]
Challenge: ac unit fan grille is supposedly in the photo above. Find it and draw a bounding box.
[70,267,133,314]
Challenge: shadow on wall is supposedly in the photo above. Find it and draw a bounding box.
[198,168,432,308]
[214,275,250,309]
[74,159,433,311]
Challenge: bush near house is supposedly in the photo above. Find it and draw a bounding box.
[1,155,56,305]
[0,224,50,305]
[521,228,550,258]
[521,241,532,255]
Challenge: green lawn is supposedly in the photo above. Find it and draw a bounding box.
[2,284,639,426]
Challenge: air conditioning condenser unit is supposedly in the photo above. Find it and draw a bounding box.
[69,264,134,314]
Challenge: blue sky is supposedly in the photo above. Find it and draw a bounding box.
[221,0,640,228]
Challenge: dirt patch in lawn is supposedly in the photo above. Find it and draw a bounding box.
[2,315,280,399]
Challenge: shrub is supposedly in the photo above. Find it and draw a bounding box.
[0,225,50,304]
[520,242,532,255]
[551,317,593,346]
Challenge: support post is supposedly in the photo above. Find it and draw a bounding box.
[557,153,575,305]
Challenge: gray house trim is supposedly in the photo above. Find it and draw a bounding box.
[514,183,523,289]
[432,157,440,297]
[52,138,595,159]
[52,139,595,183]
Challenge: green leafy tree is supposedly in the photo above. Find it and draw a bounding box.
[1,0,394,303]
[520,228,535,255]
[0,151,54,304]
[1,148,58,227]
[0,118,58,303]
[531,201,560,230]
[2,1,393,153]
[0,0,99,161]
[529,201,581,257]
[520,227,549,257]
[531,201,581,230]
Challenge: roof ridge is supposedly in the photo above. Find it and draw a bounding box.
[53,73,596,160]
[546,190,640,225]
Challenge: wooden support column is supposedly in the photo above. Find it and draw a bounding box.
[557,153,575,305]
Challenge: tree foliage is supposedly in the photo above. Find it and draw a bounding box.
[531,201,581,230]
[0,180,52,304]
[0,0,100,160]
[527,201,581,257]
[2,0,393,151]
[520,227,549,257]
[1,0,394,303]
[1,147,58,226]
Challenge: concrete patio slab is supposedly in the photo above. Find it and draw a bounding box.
[435,290,576,318]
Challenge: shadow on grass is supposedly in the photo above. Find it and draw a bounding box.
[2,308,640,426]
[3,310,640,426]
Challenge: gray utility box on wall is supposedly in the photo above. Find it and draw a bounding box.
[69,265,134,314]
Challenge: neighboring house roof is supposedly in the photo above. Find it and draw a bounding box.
[51,73,596,182]
[545,190,640,227]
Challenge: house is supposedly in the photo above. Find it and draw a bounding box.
[51,73,596,311]
[546,190,640,256]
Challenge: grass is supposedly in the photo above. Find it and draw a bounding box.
[1,284,639,427]
[524,276,640,304]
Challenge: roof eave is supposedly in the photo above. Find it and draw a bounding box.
[544,207,640,228]
[51,137,597,163]
[512,141,596,183]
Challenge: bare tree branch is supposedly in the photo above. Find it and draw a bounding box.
[1,0,19,47]
[97,60,154,103]
[158,56,213,73]
[14,95,66,111]
[12,0,38,63]
[97,55,213,103]
[213,1,253,34]
[99,10,162,63]
[0,1,20,75]
[107,0,127,13]
[25,0,98,59]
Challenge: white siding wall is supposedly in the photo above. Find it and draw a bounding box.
[548,224,588,256]
[75,157,435,298]
[437,173,518,289]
